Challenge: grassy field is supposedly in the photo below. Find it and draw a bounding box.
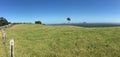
[0,24,120,57]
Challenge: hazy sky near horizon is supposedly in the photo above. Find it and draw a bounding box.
[0,0,120,24]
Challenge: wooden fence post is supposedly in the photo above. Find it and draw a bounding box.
[10,39,14,57]
[1,29,4,34]
[3,33,6,42]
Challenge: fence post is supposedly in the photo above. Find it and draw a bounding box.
[1,29,4,34]
[3,33,6,43]
[10,39,14,57]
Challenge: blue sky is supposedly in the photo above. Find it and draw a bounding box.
[0,0,120,24]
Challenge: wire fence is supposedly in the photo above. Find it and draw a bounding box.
[0,24,14,57]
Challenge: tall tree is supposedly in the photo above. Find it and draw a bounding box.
[0,17,8,26]
[67,17,71,24]
[35,21,42,24]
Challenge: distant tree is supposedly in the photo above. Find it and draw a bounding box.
[35,21,42,24]
[67,17,71,24]
[83,22,87,24]
[0,17,8,26]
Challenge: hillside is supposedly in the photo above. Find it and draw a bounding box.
[0,24,120,57]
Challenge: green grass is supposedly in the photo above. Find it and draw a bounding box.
[0,24,120,57]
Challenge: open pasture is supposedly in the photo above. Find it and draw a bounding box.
[0,24,120,57]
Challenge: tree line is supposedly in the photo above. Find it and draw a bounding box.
[0,17,43,26]
[0,17,71,26]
